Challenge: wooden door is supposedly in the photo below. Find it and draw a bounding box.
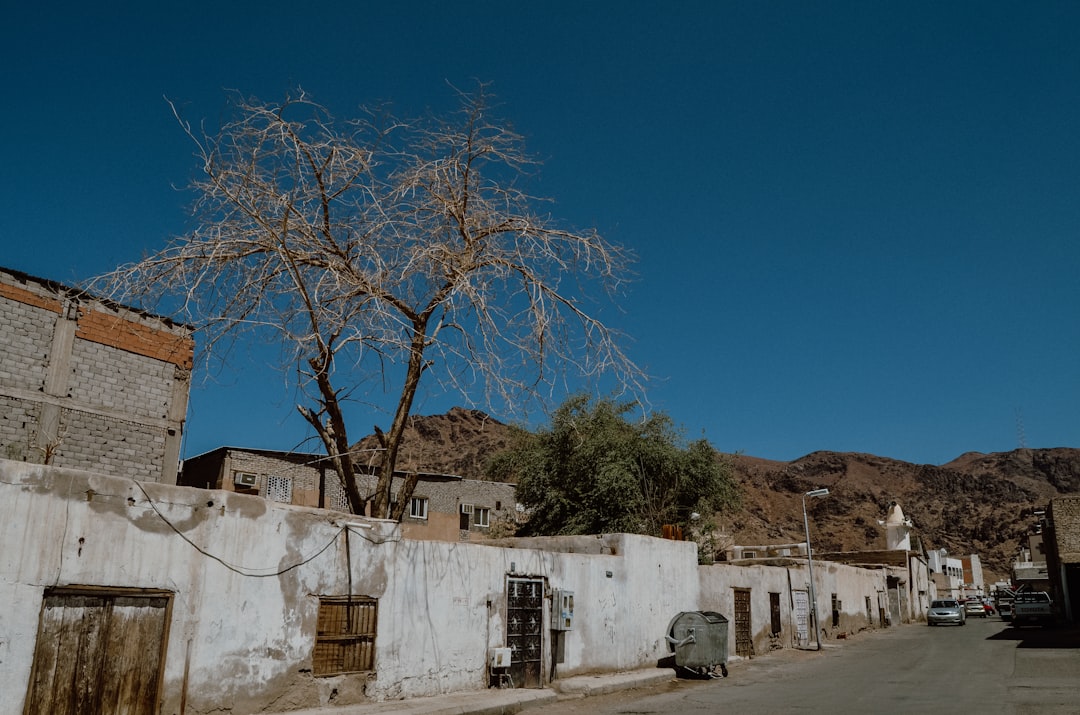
[24,588,170,715]
[733,588,754,657]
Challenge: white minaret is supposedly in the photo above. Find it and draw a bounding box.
[884,501,913,551]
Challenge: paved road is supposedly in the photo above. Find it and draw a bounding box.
[534,617,1080,715]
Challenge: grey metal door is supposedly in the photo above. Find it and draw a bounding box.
[506,578,543,688]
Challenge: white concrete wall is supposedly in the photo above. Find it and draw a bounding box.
[698,560,898,656]
[0,460,919,715]
[0,461,699,715]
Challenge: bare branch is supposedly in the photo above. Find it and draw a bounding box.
[91,86,646,522]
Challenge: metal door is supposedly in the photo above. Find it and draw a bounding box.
[792,589,810,647]
[506,578,543,688]
[24,588,170,715]
[733,588,754,657]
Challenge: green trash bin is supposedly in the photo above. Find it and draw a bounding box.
[665,611,729,677]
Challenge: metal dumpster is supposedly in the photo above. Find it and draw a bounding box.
[665,611,729,677]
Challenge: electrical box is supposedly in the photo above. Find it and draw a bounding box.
[552,589,574,631]
[491,647,512,668]
[234,472,258,488]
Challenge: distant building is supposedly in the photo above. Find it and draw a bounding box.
[180,446,519,541]
[0,266,193,482]
[928,550,966,598]
[884,501,914,550]
[1013,530,1051,592]
[961,554,985,596]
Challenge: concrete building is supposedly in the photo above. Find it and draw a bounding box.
[180,446,520,541]
[961,554,985,596]
[1013,530,1051,593]
[0,266,193,482]
[927,549,966,598]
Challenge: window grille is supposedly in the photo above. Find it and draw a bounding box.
[313,596,377,676]
[326,480,350,512]
[409,497,428,520]
[265,475,293,503]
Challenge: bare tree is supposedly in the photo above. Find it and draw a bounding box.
[93,86,644,520]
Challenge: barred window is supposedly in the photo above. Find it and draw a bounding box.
[313,596,377,676]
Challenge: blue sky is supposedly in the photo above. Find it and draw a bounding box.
[3,1,1078,466]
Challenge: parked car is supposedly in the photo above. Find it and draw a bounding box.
[997,599,1014,622]
[1012,591,1054,627]
[928,599,966,626]
[964,599,987,618]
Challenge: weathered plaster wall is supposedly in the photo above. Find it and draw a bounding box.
[697,559,898,656]
[0,461,696,715]
[1,460,923,715]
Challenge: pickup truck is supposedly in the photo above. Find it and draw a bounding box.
[1011,591,1053,627]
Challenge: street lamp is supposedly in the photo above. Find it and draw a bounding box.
[803,488,830,651]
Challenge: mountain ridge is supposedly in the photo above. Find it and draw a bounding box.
[356,408,1079,581]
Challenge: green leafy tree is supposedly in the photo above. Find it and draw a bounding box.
[487,395,739,537]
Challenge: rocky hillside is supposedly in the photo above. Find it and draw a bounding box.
[356,409,1080,581]
[725,449,1079,582]
[351,407,515,478]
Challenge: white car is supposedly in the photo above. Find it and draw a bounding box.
[928,599,966,626]
[964,599,987,618]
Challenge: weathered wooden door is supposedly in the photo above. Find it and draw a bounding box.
[769,592,782,636]
[733,588,754,657]
[23,588,170,715]
[506,578,543,688]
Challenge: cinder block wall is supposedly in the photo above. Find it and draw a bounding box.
[0,268,193,482]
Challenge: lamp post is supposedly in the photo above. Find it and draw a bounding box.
[803,488,830,651]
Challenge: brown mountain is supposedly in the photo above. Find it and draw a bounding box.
[358,409,1080,581]
[351,407,515,478]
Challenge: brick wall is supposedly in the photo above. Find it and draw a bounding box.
[0,267,193,482]
[179,447,520,541]
[1051,496,1080,562]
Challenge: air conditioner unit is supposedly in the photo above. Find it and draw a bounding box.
[234,472,258,488]
[491,647,512,668]
[461,503,474,514]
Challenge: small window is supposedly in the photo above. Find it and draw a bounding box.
[313,596,377,676]
[266,475,293,503]
[474,507,490,528]
[743,550,757,559]
[409,497,428,520]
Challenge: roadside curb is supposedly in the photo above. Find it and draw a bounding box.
[551,668,678,698]
[282,668,670,715]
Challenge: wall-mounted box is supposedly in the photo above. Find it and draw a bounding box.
[552,588,574,631]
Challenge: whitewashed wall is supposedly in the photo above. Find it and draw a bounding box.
[0,460,917,715]
[0,461,698,715]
